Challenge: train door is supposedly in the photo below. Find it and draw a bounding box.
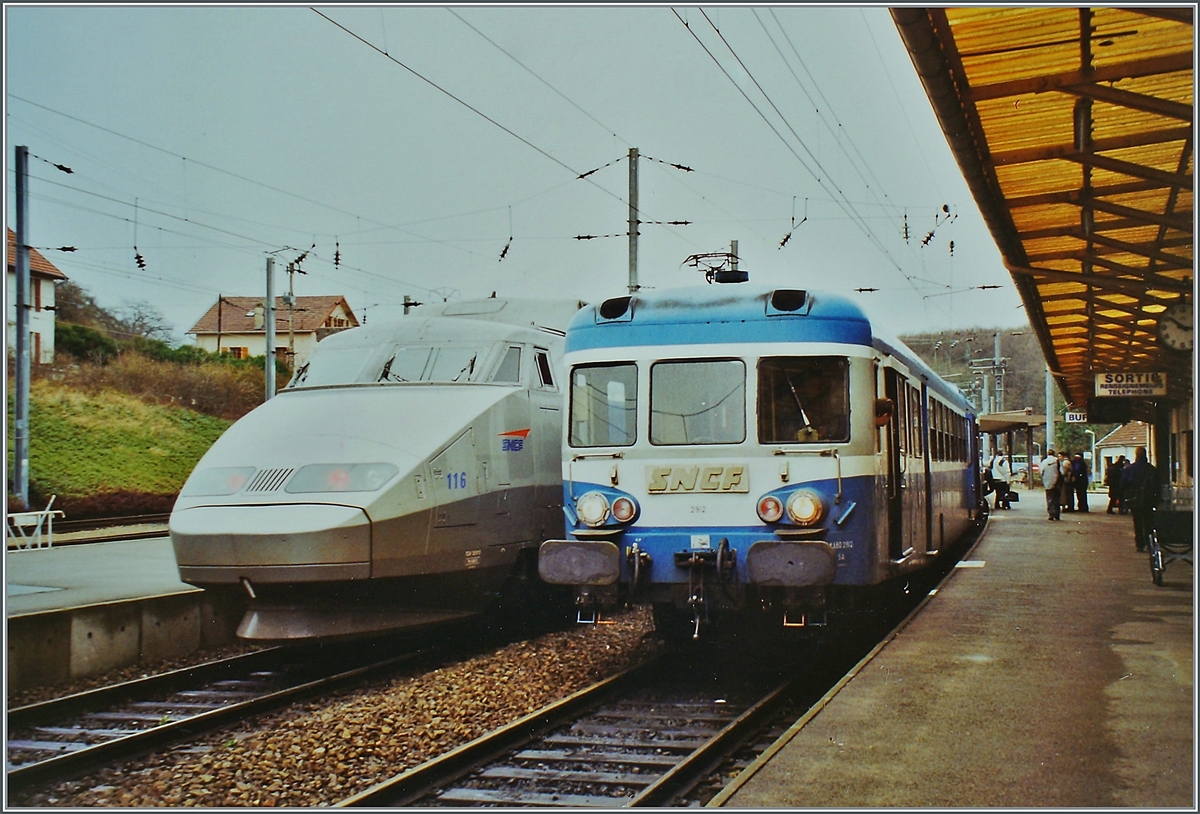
[884,368,906,560]
[489,345,534,546]
[430,428,481,533]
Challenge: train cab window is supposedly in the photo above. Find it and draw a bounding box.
[650,360,745,445]
[290,345,382,388]
[377,347,434,383]
[491,346,523,384]
[534,349,555,389]
[427,347,484,382]
[569,363,637,447]
[757,357,849,444]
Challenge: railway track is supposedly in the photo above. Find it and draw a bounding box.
[338,506,991,807]
[336,633,871,808]
[6,638,443,797]
[51,513,171,535]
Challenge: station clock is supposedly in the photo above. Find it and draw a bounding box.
[1156,301,1193,352]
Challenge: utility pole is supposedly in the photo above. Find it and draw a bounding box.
[286,264,297,366]
[993,331,1004,412]
[13,145,30,508]
[216,294,223,355]
[265,258,276,399]
[628,147,639,294]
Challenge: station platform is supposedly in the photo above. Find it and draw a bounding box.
[6,535,243,692]
[719,493,1195,808]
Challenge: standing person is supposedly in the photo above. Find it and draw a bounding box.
[991,453,1012,510]
[1040,448,1062,521]
[1122,447,1159,552]
[1105,455,1127,514]
[1058,451,1076,512]
[1073,452,1090,512]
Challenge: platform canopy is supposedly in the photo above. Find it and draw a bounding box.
[978,410,1048,436]
[893,8,1193,410]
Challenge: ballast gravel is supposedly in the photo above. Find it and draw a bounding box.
[15,608,657,808]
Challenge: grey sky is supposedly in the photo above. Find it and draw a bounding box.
[5,5,1027,344]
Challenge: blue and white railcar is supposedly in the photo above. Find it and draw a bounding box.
[538,280,979,638]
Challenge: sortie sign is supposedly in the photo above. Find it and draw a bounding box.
[1095,372,1167,398]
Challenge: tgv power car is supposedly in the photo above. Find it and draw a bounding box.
[170,297,583,641]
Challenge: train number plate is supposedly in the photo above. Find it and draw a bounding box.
[646,465,748,493]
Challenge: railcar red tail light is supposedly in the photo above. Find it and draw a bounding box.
[757,495,784,523]
[612,496,637,523]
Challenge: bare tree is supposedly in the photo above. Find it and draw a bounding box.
[116,300,173,342]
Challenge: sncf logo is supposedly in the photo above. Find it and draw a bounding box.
[499,428,530,452]
[647,465,748,493]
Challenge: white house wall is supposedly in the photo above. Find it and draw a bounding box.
[6,273,58,364]
[193,331,319,367]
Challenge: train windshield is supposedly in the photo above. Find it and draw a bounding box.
[288,344,487,388]
[569,363,637,447]
[757,356,850,443]
[650,360,746,445]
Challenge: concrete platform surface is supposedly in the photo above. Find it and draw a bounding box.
[6,535,196,617]
[721,498,1194,808]
[5,536,247,691]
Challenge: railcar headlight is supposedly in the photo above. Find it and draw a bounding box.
[576,491,611,527]
[286,463,400,493]
[181,466,255,497]
[757,495,784,523]
[612,496,637,523]
[786,489,824,526]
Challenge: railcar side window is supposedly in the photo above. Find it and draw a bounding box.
[569,363,638,447]
[650,360,746,445]
[758,357,849,444]
[491,346,522,383]
[534,349,555,389]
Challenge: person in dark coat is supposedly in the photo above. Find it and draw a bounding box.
[1121,447,1159,552]
[1072,453,1089,512]
[1058,451,1076,512]
[1105,455,1127,514]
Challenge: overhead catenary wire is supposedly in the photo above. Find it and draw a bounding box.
[672,7,953,319]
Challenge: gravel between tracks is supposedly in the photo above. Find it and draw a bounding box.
[13,608,657,807]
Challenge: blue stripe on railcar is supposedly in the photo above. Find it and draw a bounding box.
[565,286,873,353]
[566,474,880,588]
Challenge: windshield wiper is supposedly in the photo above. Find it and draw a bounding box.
[378,355,408,382]
[289,362,310,387]
[451,354,477,382]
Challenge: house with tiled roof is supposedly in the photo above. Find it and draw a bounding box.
[1095,421,1154,471]
[7,227,68,364]
[187,295,359,367]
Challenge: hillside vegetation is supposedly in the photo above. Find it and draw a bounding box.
[7,280,285,517]
[8,381,232,516]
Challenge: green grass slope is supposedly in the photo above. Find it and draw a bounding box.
[9,382,231,503]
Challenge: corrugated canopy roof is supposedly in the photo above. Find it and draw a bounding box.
[893,7,1193,409]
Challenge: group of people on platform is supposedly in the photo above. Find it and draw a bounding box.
[1036,449,1092,520]
[1040,445,1159,551]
